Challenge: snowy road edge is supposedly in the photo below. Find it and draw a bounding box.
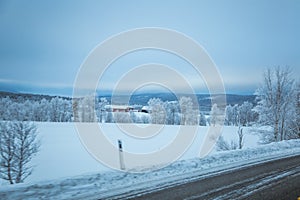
[106,151,300,200]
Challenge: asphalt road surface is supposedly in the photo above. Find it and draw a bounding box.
[123,155,300,200]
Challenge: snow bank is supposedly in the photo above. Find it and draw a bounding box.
[1,139,299,200]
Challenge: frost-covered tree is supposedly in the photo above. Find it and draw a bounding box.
[140,114,151,124]
[130,111,138,123]
[225,103,257,126]
[232,104,239,126]
[148,98,165,124]
[0,96,72,122]
[0,121,39,184]
[21,100,33,121]
[61,99,72,122]
[114,112,131,123]
[164,101,180,125]
[0,122,15,184]
[35,99,50,122]
[7,102,23,121]
[49,97,62,122]
[31,101,40,121]
[49,97,60,122]
[286,82,300,139]
[73,99,79,122]
[11,122,40,183]
[199,112,207,126]
[210,104,223,126]
[225,104,238,126]
[0,97,12,120]
[105,111,113,123]
[187,110,199,125]
[78,95,97,122]
[238,101,255,126]
[179,96,198,125]
[97,98,108,123]
[48,97,72,122]
[225,105,232,126]
[255,67,296,141]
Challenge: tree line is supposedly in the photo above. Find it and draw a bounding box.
[1,68,299,143]
[73,95,207,125]
[0,97,72,122]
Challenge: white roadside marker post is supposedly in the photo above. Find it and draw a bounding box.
[118,139,125,170]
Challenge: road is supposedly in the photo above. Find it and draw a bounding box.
[121,155,300,200]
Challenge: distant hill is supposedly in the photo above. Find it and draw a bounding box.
[0,91,71,102]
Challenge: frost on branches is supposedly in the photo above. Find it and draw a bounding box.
[0,121,39,184]
[255,67,299,141]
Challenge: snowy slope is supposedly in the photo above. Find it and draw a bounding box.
[0,139,299,200]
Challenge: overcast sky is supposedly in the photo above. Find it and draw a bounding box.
[0,0,299,96]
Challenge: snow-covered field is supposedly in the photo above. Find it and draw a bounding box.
[0,122,299,200]
[28,123,259,182]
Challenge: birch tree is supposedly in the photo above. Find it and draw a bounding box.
[0,122,15,184]
[0,121,39,184]
[78,95,97,122]
[255,67,296,141]
[179,96,198,125]
[148,98,165,124]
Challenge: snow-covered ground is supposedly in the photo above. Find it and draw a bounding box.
[28,123,259,182]
[0,123,299,200]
